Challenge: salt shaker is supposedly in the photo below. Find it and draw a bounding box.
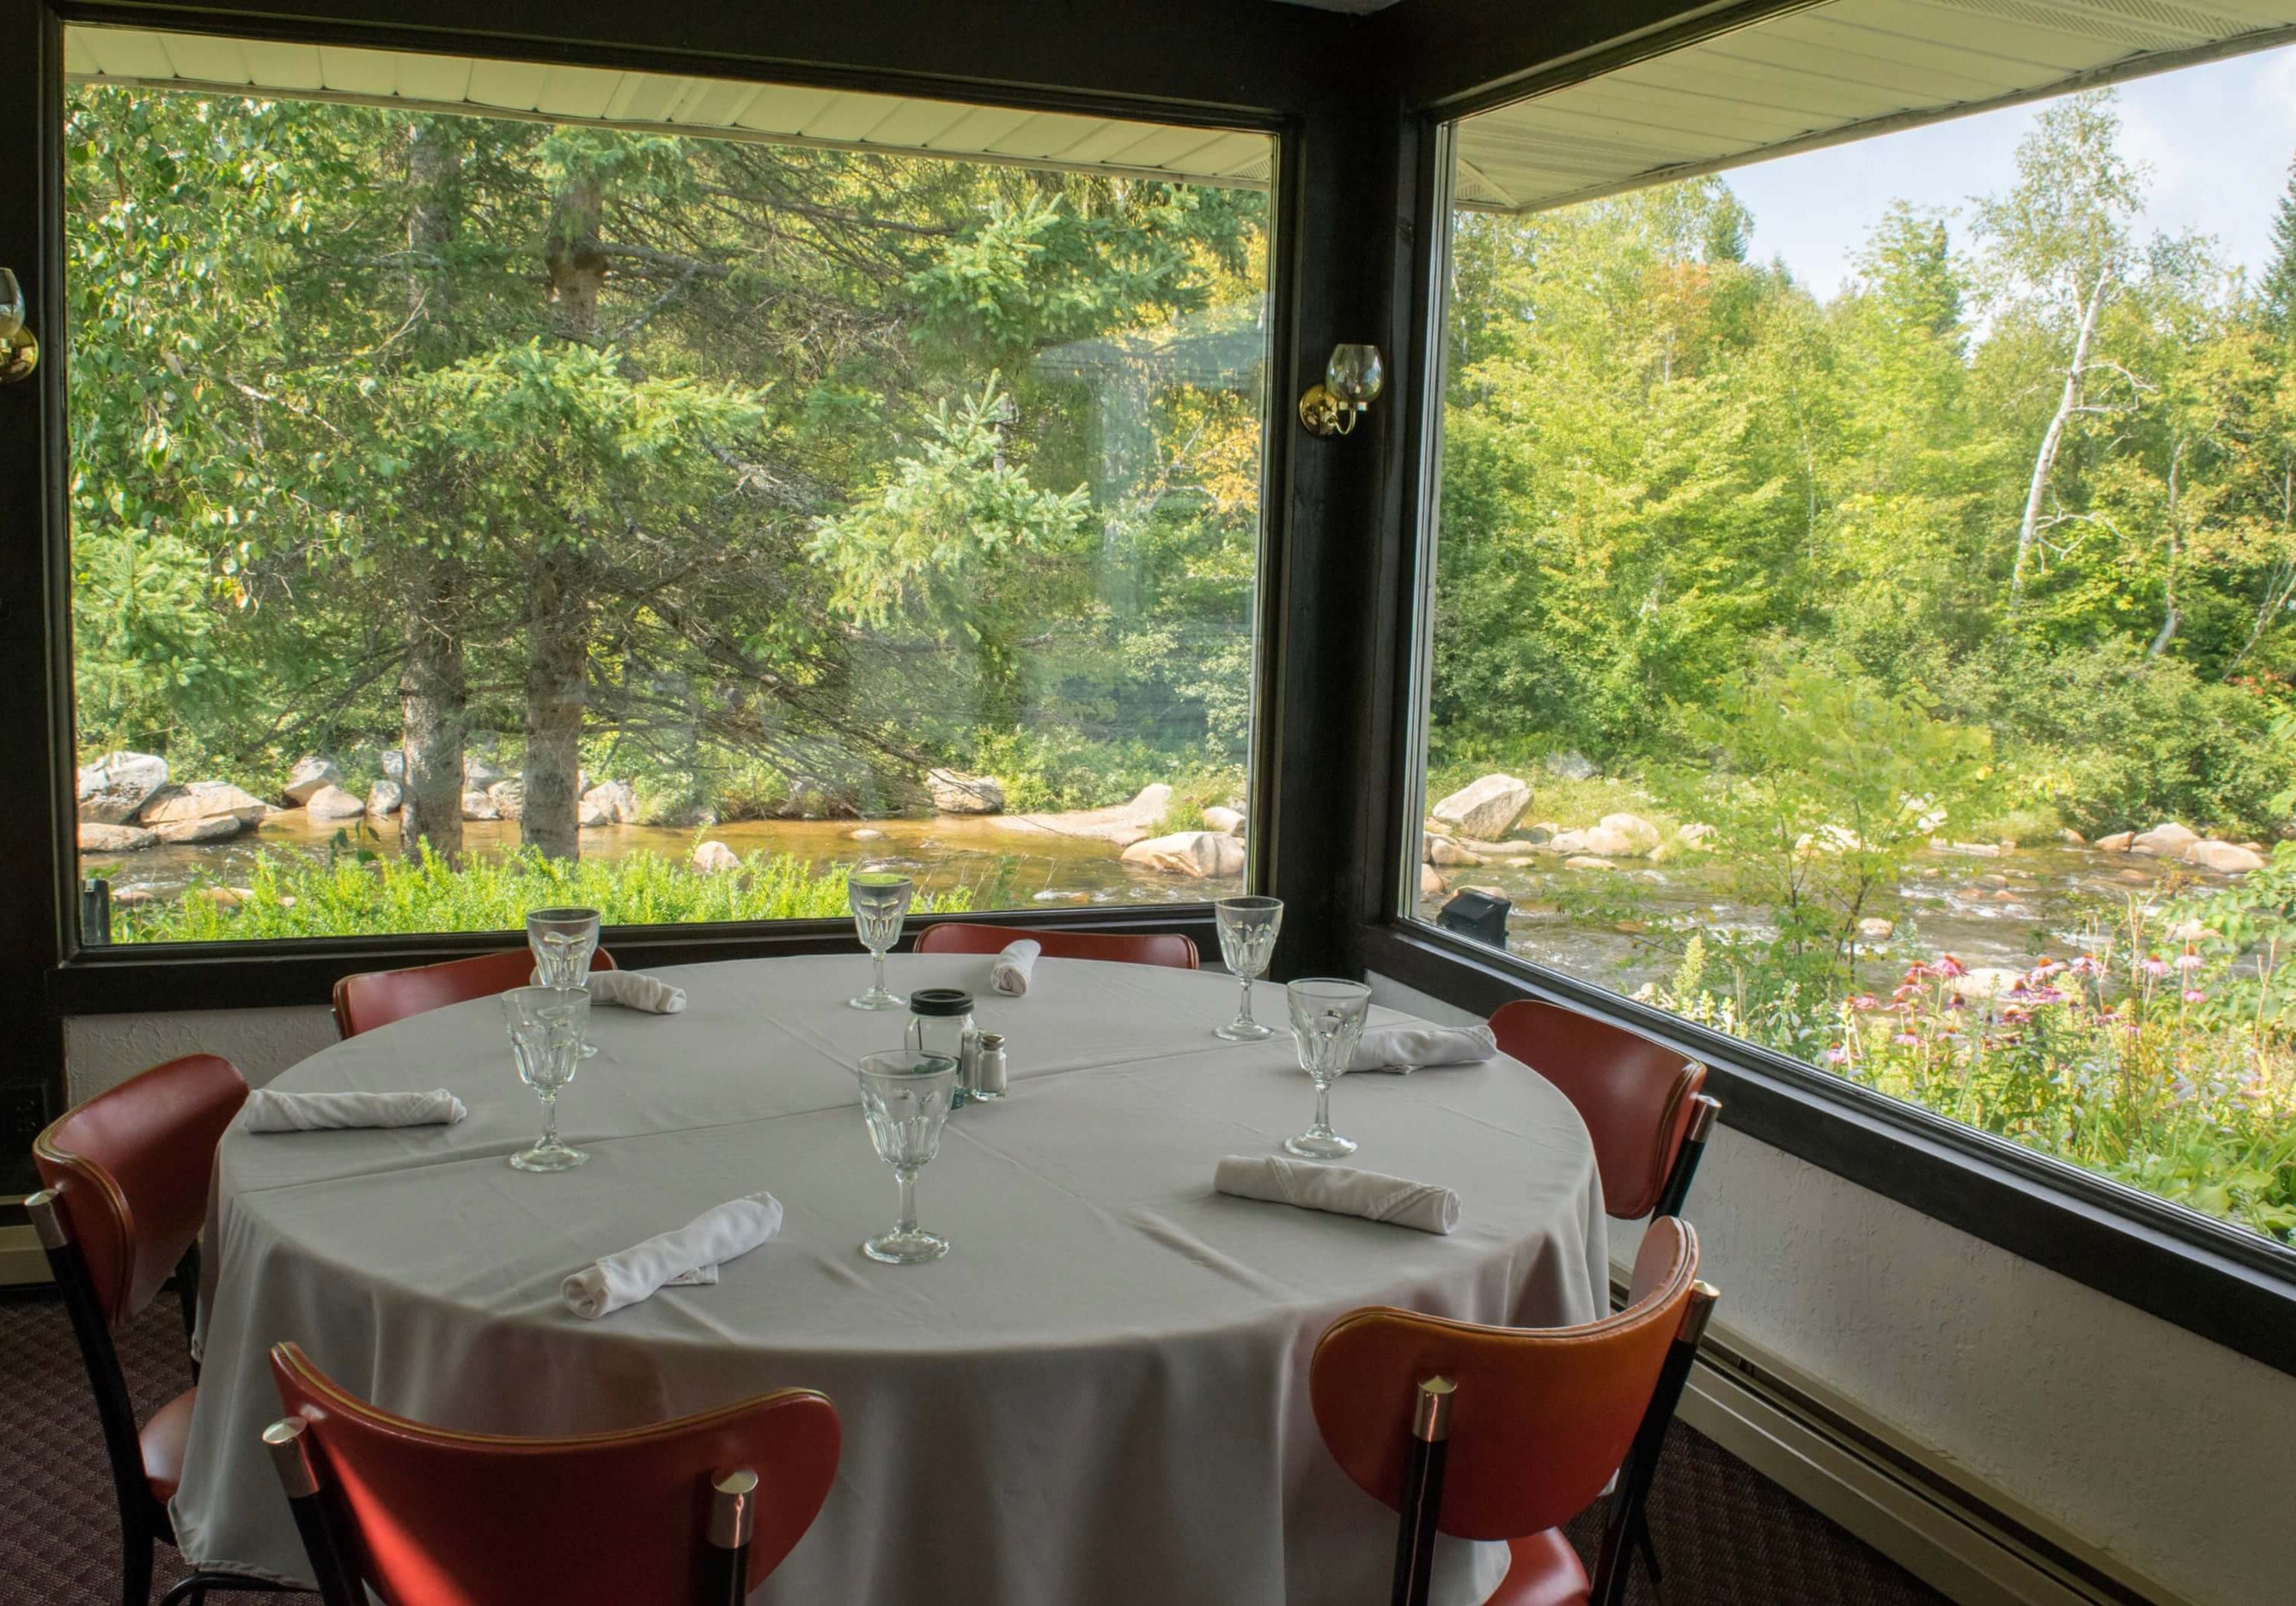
[972,1032,1009,1100]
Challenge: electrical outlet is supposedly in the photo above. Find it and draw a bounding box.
[0,1081,49,1157]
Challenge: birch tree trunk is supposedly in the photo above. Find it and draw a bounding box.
[2148,437,2185,658]
[2011,270,2112,608]
[398,120,467,864]
[519,175,609,861]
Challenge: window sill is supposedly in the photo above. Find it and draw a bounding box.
[46,907,1220,1016]
[1357,920,2296,1380]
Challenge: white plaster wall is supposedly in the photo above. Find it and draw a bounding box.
[64,1006,338,1103]
[1370,971,2296,1606]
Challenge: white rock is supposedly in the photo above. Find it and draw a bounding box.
[487,778,525,822]
[1564,856,1620,872]
[692,840,742,873]
[1419,864,1445,897]
[1546,829,1588,855]
[1598,812,1661,851]
[2061,829,2086,846]
[2186,840,2265,874]
[999,785,1172,847]
[367,779,405,817]
[2131,822,2199,858]
[460,790,501,822]
[582,780,638,824]
[927,769,1006,814]
[850,827,887,841]
[464,757,507,792]
[2093,831,2134,853]
[578,800,613,829]
[1675,823,1717,849]
[1519,823,1558,845]
[137,781,266,830]
[1579,826,1639,858]
[305,783,366,821]
[1542,751,1597,781]
[78,821,158,853]
[1957,968,2026,1000]
[1856,917,1895,941]
[1431,774,1533,842]
[77,751,170,824]
[1120,830,1245,879]
[380,749,407,782]
[283,756,340,806]
[151,814,243,844]
[1429,837,1482,868]
[1203,805,1246,837]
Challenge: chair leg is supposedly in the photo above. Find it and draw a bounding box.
[155,1582,205,1606]
[120,1522,152,1606]
[1632,1506,1664,1598]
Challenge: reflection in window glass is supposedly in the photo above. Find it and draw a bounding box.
[67,50,1268,942]
[1415,66,2296,1243]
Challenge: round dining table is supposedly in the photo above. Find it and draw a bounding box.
[174,952,1610,1605]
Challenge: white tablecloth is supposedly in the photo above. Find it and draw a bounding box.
[174,954,1608,1604]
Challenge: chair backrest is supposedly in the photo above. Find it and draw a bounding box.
[333,946,619,1038]
[914,921,1200,970]
[1489,998,1708,1220]
[1309,1217,1702,1543]
[268,1342,840,1606]
[32,1052,248,1327]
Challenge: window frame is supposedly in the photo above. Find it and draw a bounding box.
[1373,93,2296,1379]
[38,5,1298,988]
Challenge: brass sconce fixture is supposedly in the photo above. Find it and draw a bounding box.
[1298,343,1383,437]
[0,270,36,385]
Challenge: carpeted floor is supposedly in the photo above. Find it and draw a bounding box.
[1,1288,1952,1605]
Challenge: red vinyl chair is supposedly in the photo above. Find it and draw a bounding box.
[332,946,619,1038]
[265,1342,841,1606]
[1489,1000,1720,1221]
[28,1054,289,1606]
[1310,1219,1718,1606]
[914,920,1200,970]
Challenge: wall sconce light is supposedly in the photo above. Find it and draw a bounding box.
[0,269,38,385]
[1298,343,1383,437]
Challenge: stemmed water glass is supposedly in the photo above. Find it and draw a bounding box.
[1284,977,1373,1160]
[0,269,23,340]
[855,1051,958,1263]
[848,872,915,1011]
[529,906,602,1056]
[1213,896,1284,1041]
[504,985,590,1172]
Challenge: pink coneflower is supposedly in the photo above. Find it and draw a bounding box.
[2140,955,2170,978]
[2174,947,2203,974]
[1904,963,1936,982]
[1822,1045,1849,1065]
[1891,983,1923,1003]
[1945,993,1969,1010]
[1937,955,1968,978]
[2004,985,2032,1003]
[2003,1007,2032,1025]
[1849,993,1882,1012]
[2030,959,2065,980]
[2028,985,2066,1004]
[2183,987,2206,1003]
[1891,1031,1920,1047]
[2068,955,2104,977]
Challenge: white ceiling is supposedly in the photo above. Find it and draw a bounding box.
[1457,0,2296,213]
[64,24,1275,191]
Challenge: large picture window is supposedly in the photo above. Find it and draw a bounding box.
[1412,46,2296,1244]
[65,28,1271,945]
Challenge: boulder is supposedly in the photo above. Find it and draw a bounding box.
[1431,774,1533,842]
[692,840,742,874]
[137,781,266,832]
[578,799,614,829]
[282,756,340,805]
[460,790,501,822]
[77,751,170,824]
[1546,829,1588,856]
[1675,822,1718,850]
[2186,839,2266,874]
[487,779,525,821]
[1428,837,1482,868]
[464,757,507,792]
[927,768,1006,814]
[1120,830,1246,880]
[152,814,244,845]
[1419,864,1445,897]
[850,827,888,841]
[1542,751,1597,782]
[1519,823,1558,846]
[1564,856,1620,872]
[1957,967,2026,1000]
[999,785,1172,847]
[366,779,405,817]
[78,822,158,853]
[305,783,366,821]
[1203,805,1246,837]
[2130,822,2198,858]
[1598,812,1661,851]
[2060,829,2086,846]
[1579,825,1640,858]
[1856,917,1895,942]
[380,749,407,782]
[2094,831,2135,853]
[582,780,638,824]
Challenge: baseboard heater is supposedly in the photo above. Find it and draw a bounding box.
[1623,1278,2181,1606]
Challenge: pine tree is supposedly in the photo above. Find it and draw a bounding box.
[2262,154,2296,333]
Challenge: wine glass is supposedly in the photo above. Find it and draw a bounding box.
[1284,978,1373,1160]
[1213,895,1283,1041]
[504,985,590,1172]
[0,270,22,341]
[848,871,915,1011]
[855,1051,958,1263]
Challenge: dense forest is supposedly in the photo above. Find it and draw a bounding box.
[68,84,1268,867]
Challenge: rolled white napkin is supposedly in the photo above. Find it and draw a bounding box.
[243,1089,468,1133]
[561,1193,783,1319]
[529,968,686,1013]
[1214,1155,1460,1235]
[1349,1022,1498,1073]
[990,939,1042,997]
